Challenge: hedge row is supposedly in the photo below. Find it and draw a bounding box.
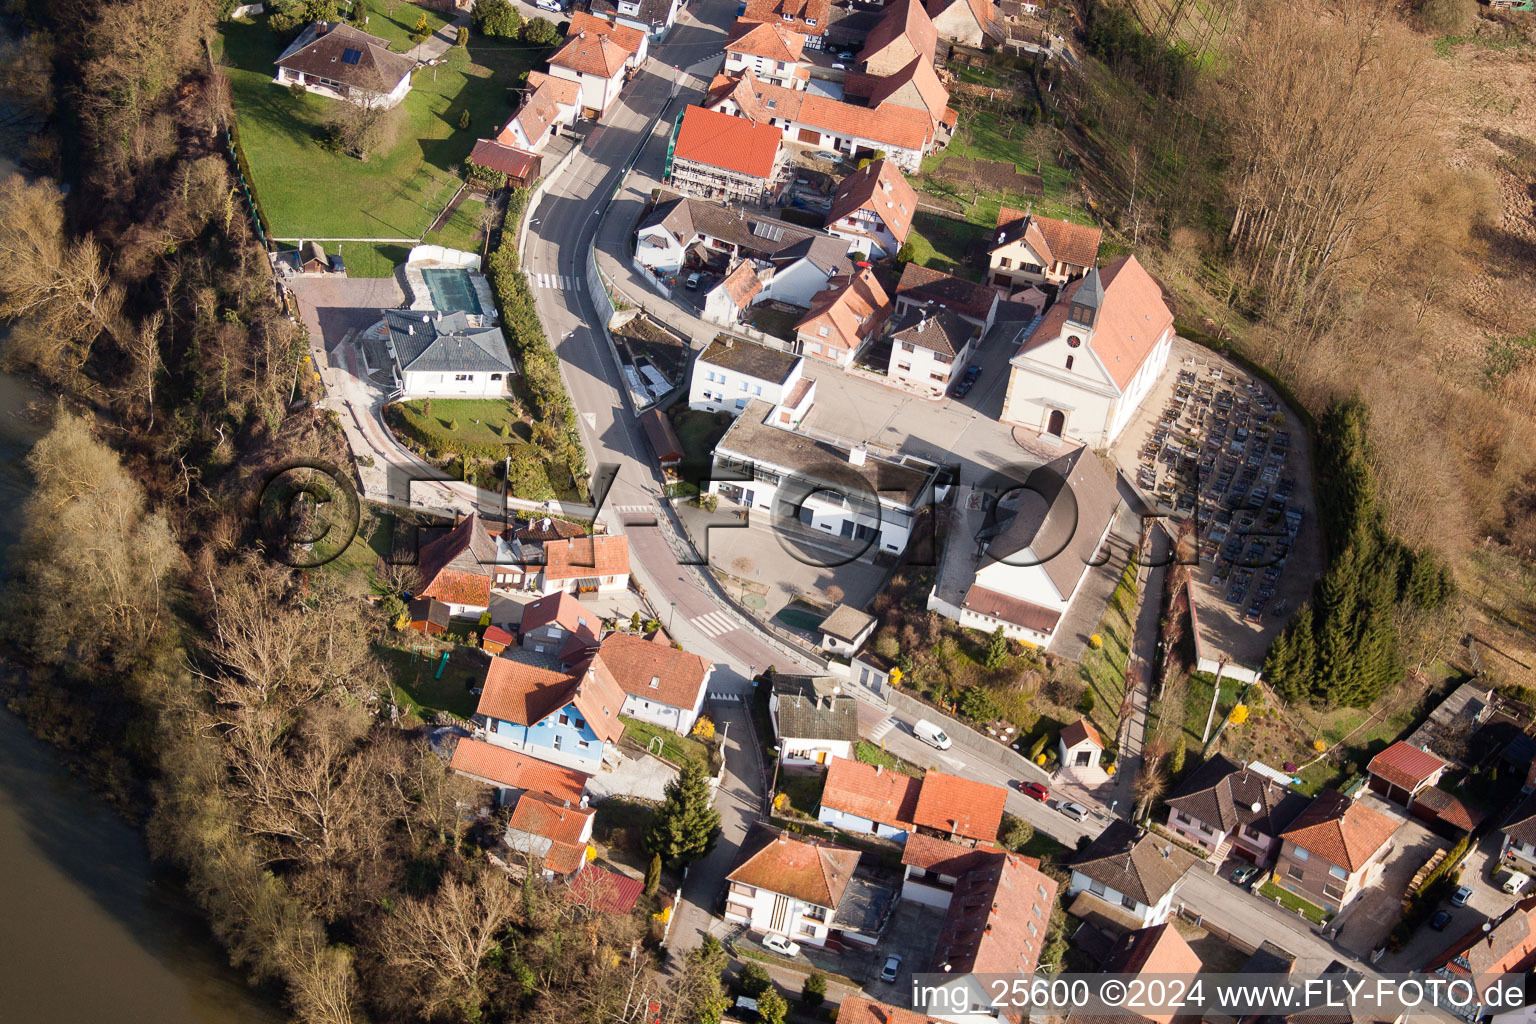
[484,186,589,499]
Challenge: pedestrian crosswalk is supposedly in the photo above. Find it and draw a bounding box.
[611,504,653,515]
[689,610,739,639]
[531,273,578,290]
[867,717,896,743]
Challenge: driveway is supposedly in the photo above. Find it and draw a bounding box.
[586,750,678,802]
[1330,811,1446,957]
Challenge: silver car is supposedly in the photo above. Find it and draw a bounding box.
[880,954,902,983]
[1057,801,1090,822]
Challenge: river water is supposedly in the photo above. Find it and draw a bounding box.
[0,175,286,1022]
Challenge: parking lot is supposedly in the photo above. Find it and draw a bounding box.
[1109,337,1324,668]
[1379,827,1531,970]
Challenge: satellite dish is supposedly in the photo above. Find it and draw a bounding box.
[1483,923,1493,932]
[1251,801,1262,814]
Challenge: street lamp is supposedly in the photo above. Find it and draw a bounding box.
[668,600,676,633]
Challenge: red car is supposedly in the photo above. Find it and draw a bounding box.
[1017,780,1049,802]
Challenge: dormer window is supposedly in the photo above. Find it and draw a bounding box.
[806,16,816,24]
[649,676,660,688]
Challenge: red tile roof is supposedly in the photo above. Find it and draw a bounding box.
[1412,786,1483,832]
[593,632,713,711]
[1021,255,1173,392]
[672,105,782,180]
[865,56,950,123]
[1100,924,1202,1023]
[858,0,937,69]
[1367,741,1449,792]
[728,829,861,908]
[569,10,645,51]
[820,757,921,828]
[542,535,630,581]
[520,591,603,643]
[1424,895,1536,982]
[510,790,593,847]
[448,737,589,803]
[417,513,497,607]
[469,139,542,181]
[931,852,1058,975]
[477,655,626,744]
[828,159,917,246]
[913,769,1008,842]
[796,266,891,353]
[726,18,806,62]
[995,207,1103,268]
[742,0,831,35]
[719,260,765,308]
[548,14,642,78]
[838,998,949,1024]
[1282,790,1401,871]
[1061,717,1103,750]
[569,864,645,914]
[705,71,935,152]
[483,625,514,647]
[525,70,580,106]
[901,832,1001,875]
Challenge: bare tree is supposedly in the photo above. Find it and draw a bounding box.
[380,868,522,1018]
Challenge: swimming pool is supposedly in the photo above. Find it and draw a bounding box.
[420,267,483,315]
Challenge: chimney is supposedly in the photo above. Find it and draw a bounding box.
[874,764,882,775]
[848,445,867,467]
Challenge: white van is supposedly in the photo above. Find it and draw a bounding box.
[1502,870,1530,895]
[913,719,952,750]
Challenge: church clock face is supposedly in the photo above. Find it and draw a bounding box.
[1067,335,1082,348]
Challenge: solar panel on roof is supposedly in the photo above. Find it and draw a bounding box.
[341,48,363,64]
[751,222,784,241]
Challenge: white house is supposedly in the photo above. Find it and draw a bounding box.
[273,22,415,109]
[592,633,714,736]
[537,536,631,596]
[376,310,516,398]
[769,675,859,766]
[886,309,979,397]
[702,261,767,326]
[818,604,876,655]
[1066,821,1199,929]
[725,829,862,947]
[519,591,602,655]
[506,792,595,879]
[709,399,941,557]
[1058,718,1103,771]
[901,833,998,909]
[587,0,684,39]
[496,71,580,153]
[635,193,851,283]
[1503,792,1536,875]
[795,268,893,368]
[689,337,816,423]
[724,18,808,88]
[545,13,647,119]
[826,159,917,259]
[1001,255,1175,447]
[987,207,1103,292]
[931,445,1120,648]
[817,756,920,840]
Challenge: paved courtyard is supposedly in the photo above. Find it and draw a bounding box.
[1330,802,1446,957]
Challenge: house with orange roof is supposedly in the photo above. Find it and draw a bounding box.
[925,850,1060,1022]
[817,756,922,839]
[858,0,938,76]
[506,791,595,879]
[1274,789,1402,913]
[912,769,1008,844]
[519,590,603,655]
[475,652,627,773]
[827,158,916,258]
[666,105,787,205]
[538,535,630,595]
[591,632,714,735]
[1365,741,1450,808]
[415,512,500,615]
[743,0,832,44]
[1001,254,1174,447]
[925,0,1000,47]
[546,13,647,119]
[988,207,1103,293]
[860,55,953,130]
[1423,896,1536,1020]
[701,260,769,327]
[495,71,580,153]
[1066,924,1202,1024]
[794,266,892,368]
[725,828,862,946]
[724,19,808,89]
[448,735,590,806]
[1060,717,1104,771]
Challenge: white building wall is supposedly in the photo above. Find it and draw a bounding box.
[399,369,509,397]
[635,228,686,275]
[889,339,968,396]
[818,805,908,840]
[757,257,834,308]
[724,51,802,88]
[1105,327,1173,445]
[690,360,790,414]
[724,887,834,945]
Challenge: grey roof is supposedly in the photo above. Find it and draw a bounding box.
[774,675,860,743]
[641,194,850,268]
[819,603,875,643]
[1165,753,1308,837]
[588,0,675,25]
[1069,265,1105,320]
[834,872,897,935]
[1072,821,1199,906]
[384,309,516,374]
[1504,790,1536,847]
[977,444,1120,598]
[698,338,799,384]
[714,399,938,508]
[889,308,976,357]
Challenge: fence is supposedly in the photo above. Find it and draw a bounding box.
[629,256,672,299]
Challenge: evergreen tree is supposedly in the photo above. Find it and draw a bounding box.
[758,989,789,1024]
[643,852,662,896]
[1313,546,1362,706]
[985,626,1010,669]
[644,758,720,865]
[1169,734,1187,775]
[802,973,827,1008]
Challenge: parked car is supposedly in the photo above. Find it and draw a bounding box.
[536,0,563,10]
[762,935,801,957]
[913,719,952,750]
[1451,885,1474,906]
[1429,910,1454,931]
[1231,864,1260,886]
[831,62,847,69]
[685,271,703,290]
[1057,801,1090,822]
[1017,780,1049,801]
[837,49,856,60]
[1502,871,1530,895]
[880,954,902,983]
[813,150,842,162]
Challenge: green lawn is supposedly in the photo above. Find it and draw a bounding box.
[322,502,396,581]
[1079,597,1135,748]
[1258,880,1331,924]
[623,716,709,767]
[318,240,412,279]
[777,771,826,818]
[377,644,482,720]
[903,211,989,279]
[423,199,487,255]
[854,740,924,776]
[219,8,533,240]
[396,397,528,445]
